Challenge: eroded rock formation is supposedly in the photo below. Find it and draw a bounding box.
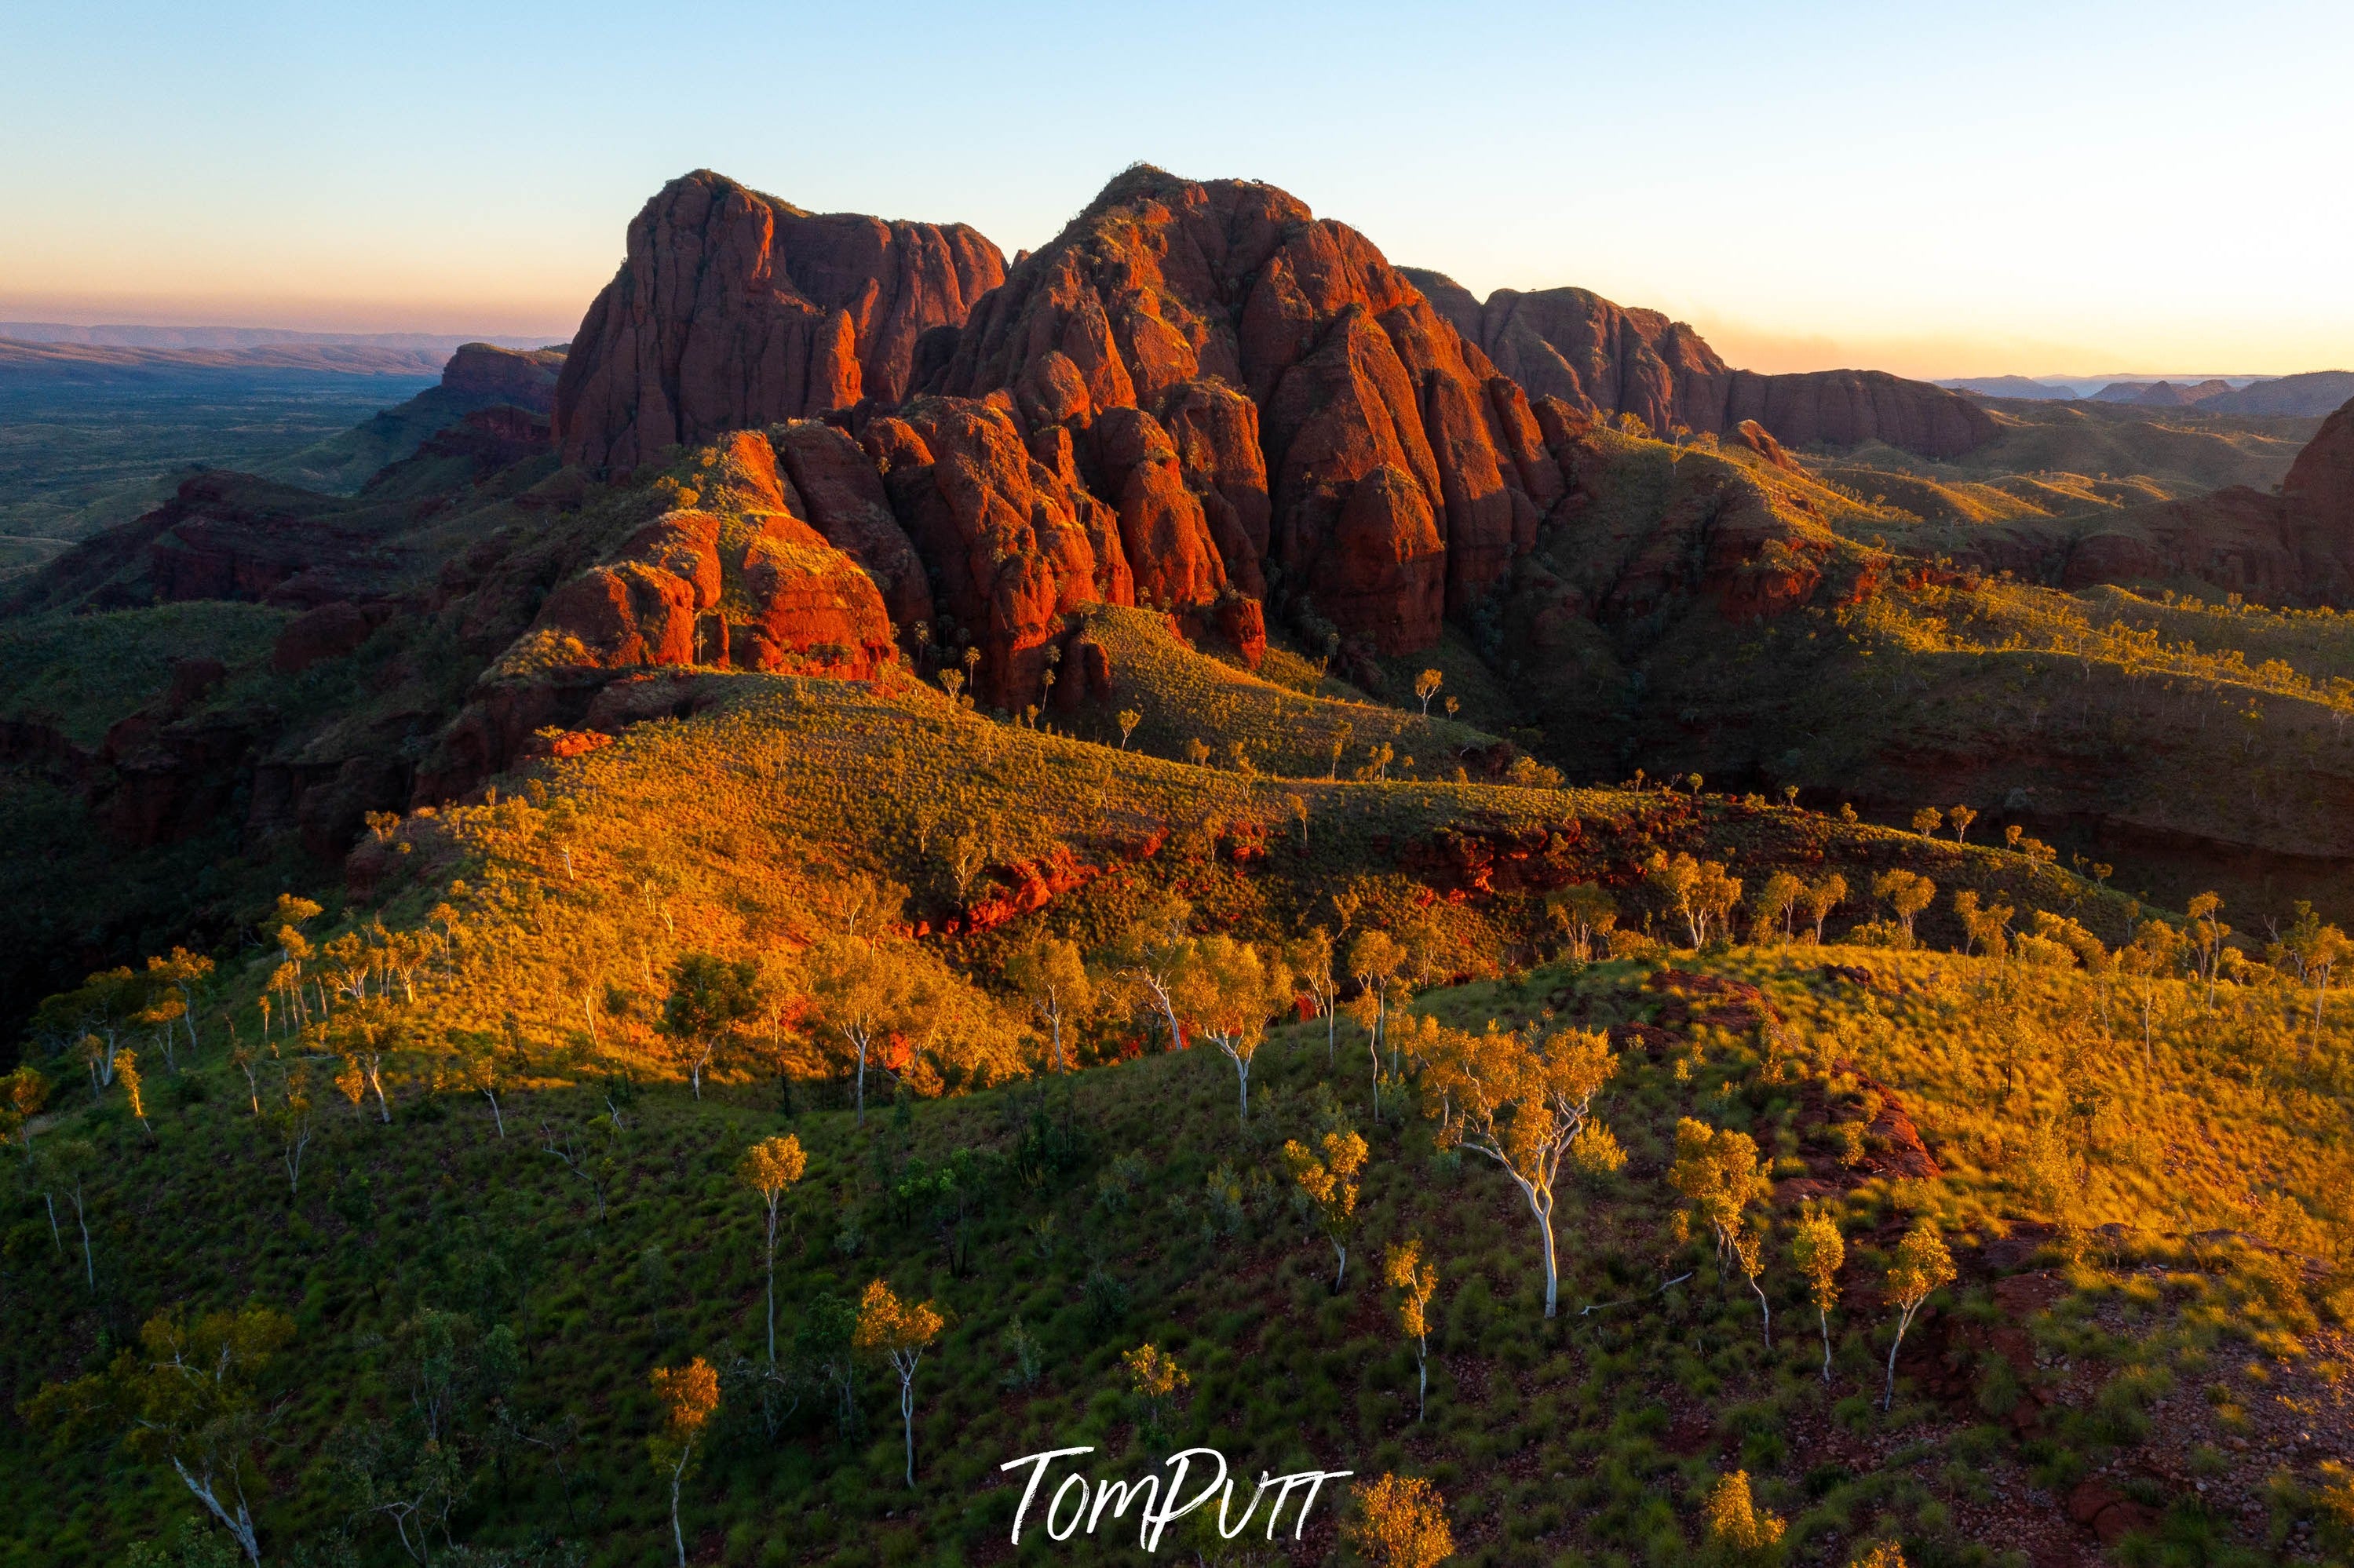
[923,166,1563,655]
[553,170,1005,472]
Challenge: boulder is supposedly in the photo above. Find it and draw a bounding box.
[537,561,700,669]
[1730,419,1799,472]
[734,516,897,677]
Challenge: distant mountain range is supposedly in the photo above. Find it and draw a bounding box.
[0,321,559,355]
[0,338,454,377]
[1935,370,2354,418]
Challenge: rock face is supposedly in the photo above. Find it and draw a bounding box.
[925,166,1557,654]
[1405,271,1995,460]
[857,397,1131,706]
[553,170,1005,472]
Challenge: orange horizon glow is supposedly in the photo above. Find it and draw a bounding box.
[6,3,2350,385]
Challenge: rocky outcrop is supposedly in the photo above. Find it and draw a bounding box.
[553,170,1004,472]
[857,397,1130,707]
[732,516,897,677]
[1412,276,1732,439]
[440,343,564,414]
[1406,272,1995,460]
[538,168,1952,683]
[767,421,934,630]
[529,498,895,680]
[272,601,390,673]
[1729,419,1798,472]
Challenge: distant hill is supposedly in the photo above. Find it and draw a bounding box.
[1935,374,2077,399]
[262,342,564,493]
[2090,377,2236,407]
[0,342,560,557]
[2203,370,2354,417]
[0,338,449,377]
[1403,269,1995,458]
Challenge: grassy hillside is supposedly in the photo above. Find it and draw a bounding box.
[0,603,292,747]
[1830,401,2319,508]
[8,913,2352,1567]
[1075,607,1498,777]
[10,385,2354,1568]
[346,651,2143,1081]
[1454,421,2354,928]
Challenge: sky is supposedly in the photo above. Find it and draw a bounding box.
[2,0,2349,380]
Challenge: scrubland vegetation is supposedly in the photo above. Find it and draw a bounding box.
[10,598,2354,1568]
[11,373,2354,1568]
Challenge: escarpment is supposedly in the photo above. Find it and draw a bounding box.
[1406,270,1996,461]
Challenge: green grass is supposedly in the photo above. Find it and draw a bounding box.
[1068,605,1496,779]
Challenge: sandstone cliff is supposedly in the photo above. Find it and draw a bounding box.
[922,165,1558,667]
[543,167,1990,698]
[553,170,1005,472]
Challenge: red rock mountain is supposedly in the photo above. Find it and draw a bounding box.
[536,166,1946,707]
[1405,271,1995,460]
[553,170,1006,472]
[915,166,1561,676]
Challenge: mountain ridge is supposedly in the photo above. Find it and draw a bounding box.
[1406,270,1995,459]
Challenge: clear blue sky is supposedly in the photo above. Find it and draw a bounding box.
[3,0,2349,377]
